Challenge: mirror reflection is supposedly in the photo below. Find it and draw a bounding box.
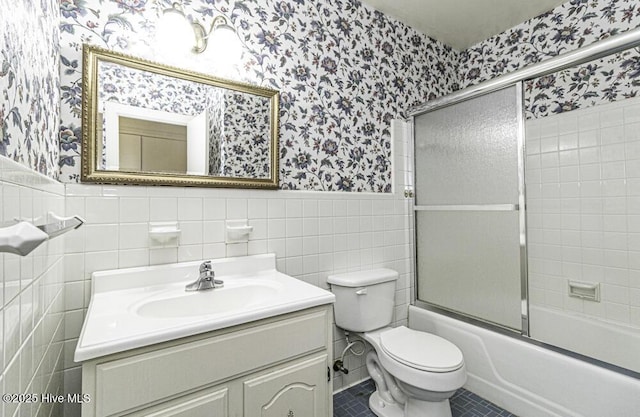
[82,45,280,189]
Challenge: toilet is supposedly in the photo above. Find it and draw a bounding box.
[328,269,466,417]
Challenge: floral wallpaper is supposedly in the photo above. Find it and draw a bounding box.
[98,61,215,116]
[6,0,639,183]
[221,91,271,178]
[459,0,640,119]
[525,47,640,119]
[0,0,60,177]
[208,92,224,176]
[58,0,460,191]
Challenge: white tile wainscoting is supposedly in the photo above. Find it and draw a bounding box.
[0,158,66,417]
[61,185,414,391]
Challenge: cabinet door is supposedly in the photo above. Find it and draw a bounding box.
[244,354,328,417]
[126,386,229,417]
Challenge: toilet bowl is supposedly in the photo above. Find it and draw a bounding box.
[327,269,467,417]
[362,327,466,417]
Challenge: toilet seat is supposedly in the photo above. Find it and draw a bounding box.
[379,326,464,373]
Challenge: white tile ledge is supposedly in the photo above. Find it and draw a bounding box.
[65,182,400,199]
[0,155,64,194]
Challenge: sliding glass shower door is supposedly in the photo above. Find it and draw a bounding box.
[413,85,526,331]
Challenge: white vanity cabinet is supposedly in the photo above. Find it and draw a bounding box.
[80,306,333,417]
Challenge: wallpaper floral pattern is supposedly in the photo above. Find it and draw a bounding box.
[98,61,214,116]
[221,91,271,178]
[1,0,60,177]
[459,0,640,119]
[208,92,224,176]
[58,0,460,191]
[58,0,640,187]
[525,48,640,119]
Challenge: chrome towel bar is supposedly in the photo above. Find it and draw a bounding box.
[0,212,85,256]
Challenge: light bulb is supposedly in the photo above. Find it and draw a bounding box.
[155,6,196,58]
[208,23,242,67]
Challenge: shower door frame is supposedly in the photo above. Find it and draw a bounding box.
[408,26,640,377]
[410,83,529,335]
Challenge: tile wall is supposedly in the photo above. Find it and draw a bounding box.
[60,121,414,415]
[0,157,66,417]
[525,96,640,327]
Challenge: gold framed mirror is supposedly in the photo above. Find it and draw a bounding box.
[81,45,280,189]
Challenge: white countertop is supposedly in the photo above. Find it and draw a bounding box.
[74,254,335,362]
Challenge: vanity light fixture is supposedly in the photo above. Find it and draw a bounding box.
[157,2,242,64]
[155,3,196,55]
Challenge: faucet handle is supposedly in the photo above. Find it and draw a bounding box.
[199,260,212,273]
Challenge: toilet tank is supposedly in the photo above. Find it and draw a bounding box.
[327,269,398,332]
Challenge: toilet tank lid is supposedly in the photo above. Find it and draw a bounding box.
[327,268,398,287]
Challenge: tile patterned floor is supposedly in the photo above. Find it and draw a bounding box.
[334,379,518,417]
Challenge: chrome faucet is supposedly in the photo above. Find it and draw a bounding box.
[185,261,224,291]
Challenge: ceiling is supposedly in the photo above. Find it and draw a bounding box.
[359,0,568,50]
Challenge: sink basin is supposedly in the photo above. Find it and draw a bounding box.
[134,280,282,318]
[74,254,335,362]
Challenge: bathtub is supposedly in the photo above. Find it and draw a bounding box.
[529,305,640,374]
[408,305,640,417]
